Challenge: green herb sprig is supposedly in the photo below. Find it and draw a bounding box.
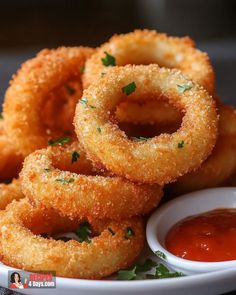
[55,178,75,185]
[48,137,71,146]
[76,222,92,243]
[122,82,136,95]
[101,52,116,67]
[71,151,80,163]
[177,84,192,93]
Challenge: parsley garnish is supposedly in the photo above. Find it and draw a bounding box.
[48,136,71,146]
[118,259,183,280]
[101,51,116,67]
[108,227,115,236]
[101,72,106,77]
[131,136,149,142]
[118,266,137,280]
[44,168,51,172]
[118,259,157,280]
[125,227,134,239]
[177,84,192,93]
[155,250,167,260]
[154,264,183,279]
[97,127,102,133]
[135,259,158,273]
[55,178,75,185]
[0,113,3,120]
[71,151,80,164]
[80,66,85,74]
[80,97,88,106]
[75,222,92,243]
[65,85,76,95]
[79,97,96,109]
[122,82,136,95]
[177,140,184,148]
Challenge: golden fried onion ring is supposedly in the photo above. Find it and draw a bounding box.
[21,142,163,219]
[0,198,144,279]
[3,47,94,156]
[43,79,83,137]
[0,179,23,210]
[75,65,218,184]
[170,104,236,194]
[83,29,215,94]
[0,121,23,182]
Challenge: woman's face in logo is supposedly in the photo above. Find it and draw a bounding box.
[14,273,20,283]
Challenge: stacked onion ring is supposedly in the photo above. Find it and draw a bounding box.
[0,29,235,280]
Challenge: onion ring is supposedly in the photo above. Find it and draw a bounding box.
[20,142,163,219]
[43,79,83,136]
[170,104,236,194]
[75,65,218,184]
[0,198,144,279]
[0,179,23,210]
[3,47,94,156]
[83,29,215,94]
[0,121,23,182]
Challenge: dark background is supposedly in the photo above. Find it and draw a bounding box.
[0,0,236,104]
[0,0,236,294]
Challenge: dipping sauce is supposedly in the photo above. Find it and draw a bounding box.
[165,209,236,262]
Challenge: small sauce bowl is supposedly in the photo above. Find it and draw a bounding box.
[146,187,236,275]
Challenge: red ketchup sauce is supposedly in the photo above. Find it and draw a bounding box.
[165,209,236,262]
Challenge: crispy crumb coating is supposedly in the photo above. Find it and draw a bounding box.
[0,121,23,181]
[0,179,23,210]
[3,47,95,156]
[0,198,144,279]
[75,65,218,184]
[20,142,163,219]
[170,104,236,194]
[83,29,215,94]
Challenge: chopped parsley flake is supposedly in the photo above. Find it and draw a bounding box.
[131,136,149,142]
[44,168,51,172]
[122,82,136,95]
[80,97,88,105]
[108,227,115,236]
[177,84,192,93]
[79,97,96,109]
[48,136,71,146]
[101,72,106,77]
[76,222,92,243]
[55,178,75,185]
[125,227,134,239]
[155,250,167,260]
[177,140,184,148]
[80,66,85,74]
[97,127,102,133]
[0,113,3,120]
[101,51,116,67]
[65,85,76,95]
[71,151,80,164]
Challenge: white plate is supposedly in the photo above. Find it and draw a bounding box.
[0,245,236,295]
